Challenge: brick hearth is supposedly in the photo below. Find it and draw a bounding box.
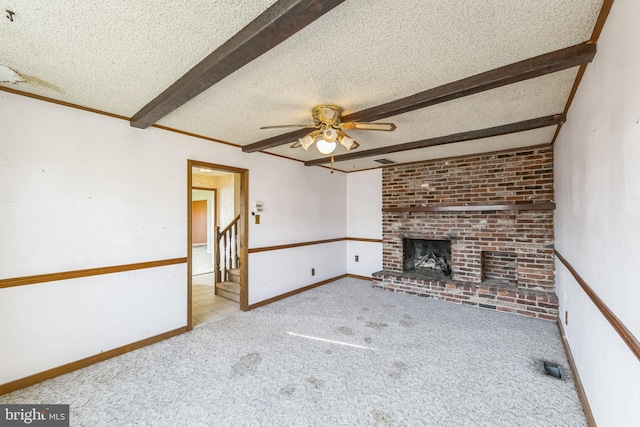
[373,145,559,320]
[373,270,558,320]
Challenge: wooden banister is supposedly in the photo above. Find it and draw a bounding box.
[215,214,241,283]
[219,214,241,236]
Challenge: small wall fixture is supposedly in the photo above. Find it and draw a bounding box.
[543,361,562,379]
[251,201,263,217]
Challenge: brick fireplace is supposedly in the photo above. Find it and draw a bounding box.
[403,238,452,278]
[372,145,559,320]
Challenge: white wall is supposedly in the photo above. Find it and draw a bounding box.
[0,90,346,384]
[346,169,382,277]
[249,241,346,304]
[554,1,640,425]
[0,265,186,383]
[248,159,346,248]
[247,155,347,305]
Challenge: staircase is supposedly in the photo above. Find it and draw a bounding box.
[216,268,240,302]
[214,214,241,303]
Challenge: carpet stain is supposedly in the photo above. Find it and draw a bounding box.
[403,314,413,319]
[389,361,407,378]
[372,409,392,425]
[366,321,388,331]
[306,377,324,389]
[362,307,370,311]
[336,326,355,335]
[279,384,296,396]
[364,337,373,344]
[400,319,414,327]
[356,315,364,321]
[232,352,262,375]
[325,349,333,355]
[394,361,407,370]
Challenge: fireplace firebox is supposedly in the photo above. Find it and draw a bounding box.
[403,238,451,279]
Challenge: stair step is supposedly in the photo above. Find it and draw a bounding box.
[228,268,241,284]
[216,281,240,294]
[216,281,240,302]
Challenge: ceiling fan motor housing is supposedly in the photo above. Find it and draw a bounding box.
[312,104,342,127]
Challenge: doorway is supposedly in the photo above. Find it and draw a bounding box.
[191,189,216,276]
[187,160,249,331]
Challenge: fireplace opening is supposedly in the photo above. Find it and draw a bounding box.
[403,238,452,279]
[482,251,518,286]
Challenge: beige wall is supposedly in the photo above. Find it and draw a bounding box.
[192,172,238,229]
[217,174,237,228]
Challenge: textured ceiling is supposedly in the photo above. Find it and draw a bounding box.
[0,0,604,172]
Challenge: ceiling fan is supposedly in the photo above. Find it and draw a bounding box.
[260,104,396,155]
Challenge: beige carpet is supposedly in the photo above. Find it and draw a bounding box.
[0,278,585,426]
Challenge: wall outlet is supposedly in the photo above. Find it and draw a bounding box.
[355,255,359,262]
[311,268,315,276]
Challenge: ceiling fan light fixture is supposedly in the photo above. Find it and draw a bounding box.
[299,134,314,150]
[316,138,336,155]
[339,133,356,150]
[322,127,338,142]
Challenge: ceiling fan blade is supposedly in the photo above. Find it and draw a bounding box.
[290,141,302,148]
[340,122,396,131]
[259,124,317,130]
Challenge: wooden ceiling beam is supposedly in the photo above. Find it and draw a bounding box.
[130,0,346,129]
[304,114,566,166]
[243,43,595,153]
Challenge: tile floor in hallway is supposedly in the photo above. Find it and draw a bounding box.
[192,273,240,327]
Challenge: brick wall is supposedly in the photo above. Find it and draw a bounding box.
[374,145,558,320]
[482,251,518,285]
[383,146,553,207]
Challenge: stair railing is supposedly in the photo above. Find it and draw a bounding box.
[215,214,240,283]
